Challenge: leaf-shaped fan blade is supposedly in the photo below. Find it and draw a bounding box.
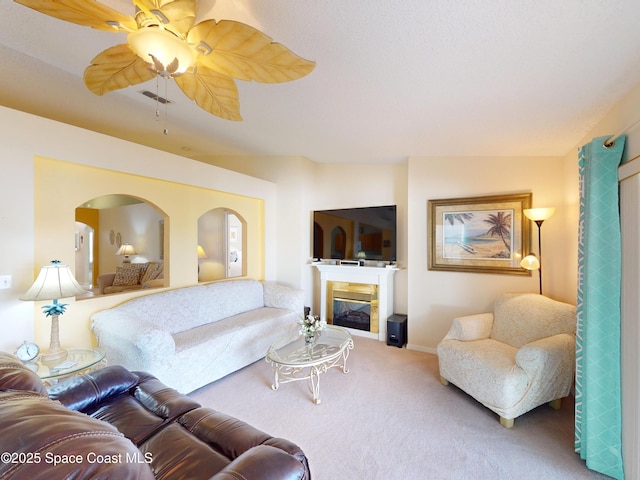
[84,44,156,95]
[174,64,242,121]
[14,0,136,32]
[188,19,316,83]
[134,0,196,35]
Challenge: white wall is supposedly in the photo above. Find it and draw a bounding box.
[620,168,640,480]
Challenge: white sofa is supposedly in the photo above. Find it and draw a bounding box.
[91,279,303,393]
[437,293,576,428]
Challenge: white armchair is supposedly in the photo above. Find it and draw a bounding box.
[436,293,576,428]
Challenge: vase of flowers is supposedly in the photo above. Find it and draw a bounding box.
[298,314,327,344]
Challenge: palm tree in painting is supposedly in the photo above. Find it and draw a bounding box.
[444,212,474,225]
[483,211,512,251]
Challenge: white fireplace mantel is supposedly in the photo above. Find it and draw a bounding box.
[314,264,398,342]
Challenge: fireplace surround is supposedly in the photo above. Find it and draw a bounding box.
[314,264,397,341]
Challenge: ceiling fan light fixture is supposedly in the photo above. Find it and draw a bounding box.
[128,27,196,77]
[14,0,315,122]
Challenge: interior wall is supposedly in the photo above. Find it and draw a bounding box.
[33,157,264,348]
[407,156,569,353]
[98,202,164,274]
[310,163,409,318]
[197,157,409,318]
[0,105,277,353]
[198,208,226,281]
[620,171,640,480]
[75,207,99,286]
[196,156,320,303]
[0,135,34,350]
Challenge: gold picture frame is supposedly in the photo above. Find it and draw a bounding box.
[428,193,532,275]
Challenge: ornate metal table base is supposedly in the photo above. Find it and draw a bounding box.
[266,326,354,404]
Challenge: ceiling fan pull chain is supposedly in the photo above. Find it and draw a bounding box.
[163,77,169,136]
[155,76,161,121]
[152,76,169,135]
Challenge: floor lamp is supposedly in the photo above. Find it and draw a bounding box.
[20,260,87,363]
[521,207,555,295]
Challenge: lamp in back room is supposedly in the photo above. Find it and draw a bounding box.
[116,243,137,263]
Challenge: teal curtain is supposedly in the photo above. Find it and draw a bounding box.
[575,135,625,479]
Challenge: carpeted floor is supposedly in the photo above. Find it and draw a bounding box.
[190,335,610,480]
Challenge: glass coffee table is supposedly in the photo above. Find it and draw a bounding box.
[29,348,106,387]
[266,325,354,404]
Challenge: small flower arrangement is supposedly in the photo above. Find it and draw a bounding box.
[298,314,327,341]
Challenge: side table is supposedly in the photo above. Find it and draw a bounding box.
[28,348,107,387]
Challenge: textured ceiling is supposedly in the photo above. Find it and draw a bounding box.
[2,1,640,164]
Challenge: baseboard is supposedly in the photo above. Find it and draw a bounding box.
[407,343,437,355]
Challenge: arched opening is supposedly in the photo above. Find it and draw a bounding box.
[198,208,246,281]
[75,194,167,296]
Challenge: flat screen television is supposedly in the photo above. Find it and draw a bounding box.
[312,205,397,262]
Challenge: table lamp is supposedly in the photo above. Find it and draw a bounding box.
[20,260,87,362]
[116,243,137,263]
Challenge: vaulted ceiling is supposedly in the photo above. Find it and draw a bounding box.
[2,1,640,164]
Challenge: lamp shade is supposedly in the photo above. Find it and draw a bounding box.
[523,207,555,222]
[128,27,196,76]
[116,244,137,256]
[20,262,86,301]
[197,245,208,259]
[520,254,541,271]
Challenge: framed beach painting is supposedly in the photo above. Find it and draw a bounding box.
[428,193,532,275]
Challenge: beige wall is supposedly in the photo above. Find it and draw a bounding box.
[196,155,318,291]
[310,163,409,315]
[32,157,265,348]
[5,77,640,355]
[0,106,277,353]
[407,156,571,352]
[204,158,410,317]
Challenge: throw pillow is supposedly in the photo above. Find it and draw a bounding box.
[153,264,164,279]
[140,263,163,284]
[112,265,141,286]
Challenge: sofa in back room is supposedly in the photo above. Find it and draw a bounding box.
[97,261,164,294]
[91,279,304,393]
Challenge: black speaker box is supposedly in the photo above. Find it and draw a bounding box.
[387,314,407,348]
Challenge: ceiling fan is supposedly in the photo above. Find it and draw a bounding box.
[15,0,316,121]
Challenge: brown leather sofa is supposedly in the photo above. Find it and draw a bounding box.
[0,352,310,479]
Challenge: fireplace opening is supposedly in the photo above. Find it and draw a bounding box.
[328,282,378,334]
[333,299,370,331]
